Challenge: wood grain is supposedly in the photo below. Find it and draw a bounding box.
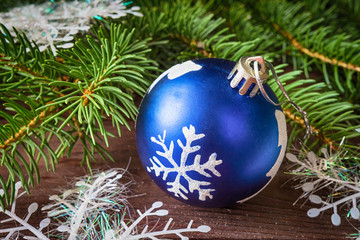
[0,120,356,239]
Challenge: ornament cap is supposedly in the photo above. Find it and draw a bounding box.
[228,56,269,97]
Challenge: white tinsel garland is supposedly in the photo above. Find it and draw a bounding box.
[0,0,142,55]
[288,145,360,239]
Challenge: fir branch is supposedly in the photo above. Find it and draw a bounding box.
[245,0,360,99]
[0,21,157,208]
[0,22,64,207]
[125,0,268,69]
[0,23,52,76]
[225,2,283,60]
[169,34,212,58]
[268,65,360,152]
[301,0,360,39]
[42,24,156,140]
[272,23,360,73]
[123,1,236,63]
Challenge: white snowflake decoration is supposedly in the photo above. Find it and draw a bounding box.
[0,0,142,55]
[105,201,211,240]
[0,182,51,240]
[148,125,223,201]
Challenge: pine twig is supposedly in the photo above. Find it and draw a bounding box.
[0,21,156,207]
[272,23,360,72]
[169,33,212,58]
[0,54,41,78]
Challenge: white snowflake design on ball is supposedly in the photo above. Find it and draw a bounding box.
[147,125,223,201]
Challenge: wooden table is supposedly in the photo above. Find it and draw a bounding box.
[0,120,354,239]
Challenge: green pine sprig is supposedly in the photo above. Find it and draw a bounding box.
[0,23,157,209]
[246,0,360,100]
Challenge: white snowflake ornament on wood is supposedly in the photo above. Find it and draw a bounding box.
[147,125,223,201]
[105,201,211,240]
[0,182,51,240]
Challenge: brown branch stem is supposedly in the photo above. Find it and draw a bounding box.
[0,106,56,151]
[0,56,84,151]
[72,116,84,139]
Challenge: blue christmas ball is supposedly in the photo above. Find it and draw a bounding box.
[136,58,287,208]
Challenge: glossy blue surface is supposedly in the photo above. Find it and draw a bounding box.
[136,58,286,208]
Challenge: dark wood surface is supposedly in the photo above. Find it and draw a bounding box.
[0,120,355,239]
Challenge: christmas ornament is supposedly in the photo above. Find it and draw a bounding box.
[136,56,307,208]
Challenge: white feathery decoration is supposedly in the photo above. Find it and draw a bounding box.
[43,168,211,239]
[0,0,142,55]
[42,168,133,240]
